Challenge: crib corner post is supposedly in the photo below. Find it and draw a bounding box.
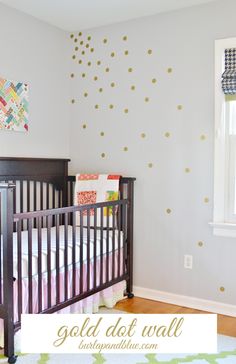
[0,184,16,361]
[126,178,135,298]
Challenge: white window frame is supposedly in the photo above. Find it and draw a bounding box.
[211,38,236,238]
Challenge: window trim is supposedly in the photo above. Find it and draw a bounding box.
[211,38,236,237]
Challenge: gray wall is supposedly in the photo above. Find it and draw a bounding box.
[0,3,70,158]
[69,0,236,304]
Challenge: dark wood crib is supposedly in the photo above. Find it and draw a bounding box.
[0,157,135,363]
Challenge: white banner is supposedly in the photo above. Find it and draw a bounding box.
[21,314,217,354]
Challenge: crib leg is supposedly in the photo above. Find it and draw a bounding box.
[8,355,17,364]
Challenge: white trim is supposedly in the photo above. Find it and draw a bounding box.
[209,222,236,238]
[134,285,236,317]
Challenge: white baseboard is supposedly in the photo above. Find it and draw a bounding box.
[133,286,236,317]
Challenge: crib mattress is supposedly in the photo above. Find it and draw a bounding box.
[10,225,123,278]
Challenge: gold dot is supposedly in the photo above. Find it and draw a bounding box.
[200,134,206,141]
[87,35,91,40]
[78,59,82,64]
[90,48,94,52]
[81,51,85,55]
[131,85,135,91]
[75,46,79,51]
[109,104,114,109]
[85,43,89,49]
[82,124,87,129]
[128,67,133,73]
[101,153,105,158]
[152,78,157,84]
[111,52,115,57]
[82,73,86,78]
[103,38,108,44]
[97,60,101,65]
[94,76,98,81]
[204,197,209,203]
[124,50,129,55]
[145,97,149,103]
[99,88,103,93]
[123,147,128,152]
[198,241,204,247]
[71,99,75,104]
[167,68,173,73]
[95,104,99,109]
[87,61,91,66]
[80,40,83,45]
[166,208,172,214]
[70,34,74,39]
[148,163,153,168]
[105,67,110,72]
[70,73,74,78]
[74,38,78,43]
[110,82,115,87]
[177,105,183,110]
[220,287,225,292]
[165,132,170,138]
[78,32,82,37]
[100,131,105,136]
[185,168,190,173]
[141,133,146,138]
[123,36,128,41]
[84,92,88,97]
[72,55,76,60]
[124,108,129,114]
[147,49,152,55]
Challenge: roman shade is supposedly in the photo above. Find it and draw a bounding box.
[222,48,236,95]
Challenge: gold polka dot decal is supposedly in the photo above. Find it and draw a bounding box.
[177,105,183,110]
[141,133,146,138]
[94,76,98,81]
[84,92,88,97]
[152,78,157,84]
[103,38,108,44]
[75,46,79,51]
[204,197,209,203]
[78,32,82,37]
[95,104,99,109]
[90,48,94,53]
[71,99,75,104]
[200,134,207,141]
[123,146,128,152]
[87,36,91,41]
[80,40,83,45]
[101,153,106,158]
[81,51,85,55]
[124,50,129,56]
[147,49,152,55]
[165,132,170,138]
[128,68,133,73]
[148,163,153,168]
[167,68,173,73]
[97,60,101,65]
[82,73,86,78]
[70,34,74,39]
[131,85,135,91]
[72,55,76,60]
[82,124,87,129]
[111,52,115,57]
[85,43,89,49]
[124,108,129,114]
[185,168,190,173]
[105,67,110,73]
[87,61,91,66]
[109,104,114,109]
[99,88,103,93]
[110,82,115,87]
[198,241,204,247]
[220,287,225,292]
[100,131,105,136]
[145,97,149,103]
[74,38,78,43]
[70,73,74,78]
[78,60,82,64]
[123,36,128,41]
[166,208,172,214]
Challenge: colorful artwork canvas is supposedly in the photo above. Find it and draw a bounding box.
[0,77,29,132]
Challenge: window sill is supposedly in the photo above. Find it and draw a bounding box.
[209,222,236,238]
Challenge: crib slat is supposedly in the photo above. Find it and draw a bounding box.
[72,212,76,297]
[17,222,22,320]
[37,217,42,313]
[55,215,60,305]
[87,209,90,291]
[112,206,115,280]
[64,213,68,301]
[40,182,43,210]
[28,219,33,313]
[93,208,97,289]
[79,212,84,294]
[122,203,127,275]
[20,180,23,230]
[118,205,121,278]
[34,181,37,228]
[106,207,109,283]
[100,207,104,286]
[47,215,52,308]
[46,183,49,210]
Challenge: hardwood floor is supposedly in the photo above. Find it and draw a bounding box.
[115,297,236,337]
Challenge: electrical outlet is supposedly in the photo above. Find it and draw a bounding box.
[184,255,193,269]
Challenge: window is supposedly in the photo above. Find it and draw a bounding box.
[212,38,236,237]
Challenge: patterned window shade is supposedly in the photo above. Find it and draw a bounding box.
[222,48,236,95]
